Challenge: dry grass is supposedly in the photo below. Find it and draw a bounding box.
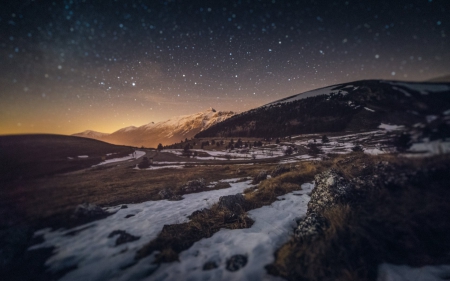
[135,161,321,263]
[136,204,253,262]
[267,155,450,281]
[245,161,320,208]
[1,161,278,229]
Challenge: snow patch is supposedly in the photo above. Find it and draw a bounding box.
[150,183,315,281]
[378,123,404,131]
[378,263,450,281]
[30,179,255,281]
[94,150,145,166]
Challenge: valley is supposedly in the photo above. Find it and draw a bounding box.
[1,79,450,281]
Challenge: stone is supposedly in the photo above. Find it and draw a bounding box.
[295,212,329,239]
[218,193,247,214]
[226,255,248,272]
[158,188,173,199]
[72,203,107,219]
[252,170,268,184]
[182,178,206,192]
[108,230,140,246]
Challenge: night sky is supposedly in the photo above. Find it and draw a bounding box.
[1,0,449,135]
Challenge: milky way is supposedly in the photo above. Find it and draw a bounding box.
[1,0,449,134]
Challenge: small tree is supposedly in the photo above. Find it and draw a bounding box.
[322,135,329,143]
[157,143,163,151]
[276,138,280,144]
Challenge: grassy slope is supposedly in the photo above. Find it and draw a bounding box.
[0,134,133,182]
[267,154,450,281]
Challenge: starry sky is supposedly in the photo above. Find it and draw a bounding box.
[1,0,449,135]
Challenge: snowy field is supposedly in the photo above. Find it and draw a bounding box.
[30,180,314,281]
[30,179,256,281]
[94,150,146,166]
[156,123,448,166]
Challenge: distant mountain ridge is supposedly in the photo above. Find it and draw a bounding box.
[195,79,450,138]
[73,108,236,148]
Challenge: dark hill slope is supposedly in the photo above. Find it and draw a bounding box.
[195,80,450,138]
[0,134,132,182]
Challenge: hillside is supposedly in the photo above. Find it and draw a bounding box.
[195,80,450,138]
[0,134,132,182]
[73,108,235,148]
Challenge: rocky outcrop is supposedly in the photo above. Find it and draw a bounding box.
[252,170,268,184]
[226,254,248,272]
[158,188,182,201]
[108,230,140,246]
[295,161,423,240]
[182,178,206,192]
[72,203,107,220]
[218,193,247,213]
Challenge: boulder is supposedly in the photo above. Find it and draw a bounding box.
[72,203,107,219]
[108,230,140,246]
[295,212,329,239]
[252,170,268,184]
[183,178,206,192]
[226,255,248,272]
[218,193,247,213]
[158,188,173,199]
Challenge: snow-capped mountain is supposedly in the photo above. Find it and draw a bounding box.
[73,108,235,148]
[196,79,450,138]
[73,130,110,140]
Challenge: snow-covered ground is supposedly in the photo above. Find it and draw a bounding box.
[29,179,315,281]
[135,164,184,170]
[149,183,314,281]
[404,140,450,157]
[30,179,256,281]
[94,150,146,166]
[378,263,450,281]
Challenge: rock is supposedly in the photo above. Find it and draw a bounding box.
[182,178,206,192]
[169,194,183,201]
[307,169,353,215]
[271,165,291,177]
[124,214,135,218]
[295,170,355,239]
[252,170,268,184]
[72,203,107,219]
[218,193,247,213]
[214,182,231,189]
[158,188,173,199]
[121,205,128,209]
[226,255,248,272]
[203,261,218,270]
[108,230,140,246]
[295,212,328,239]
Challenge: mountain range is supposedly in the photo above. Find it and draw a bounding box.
[196,79,450,138]
[74,79,450,146]
[73,108,235,148]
